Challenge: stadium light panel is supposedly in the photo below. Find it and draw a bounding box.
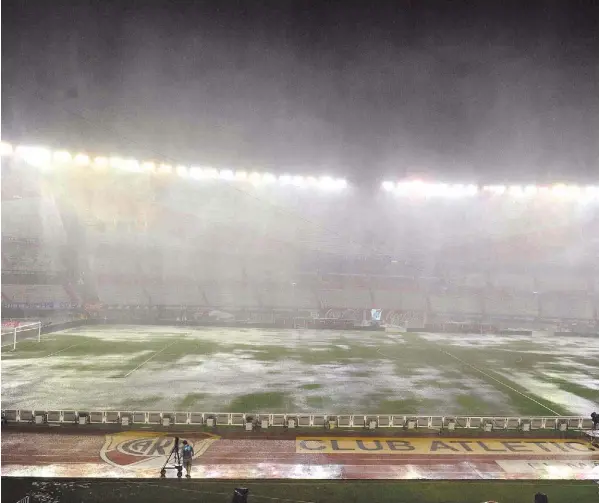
[141,161,156,172]
[235,170,247,181]
[382,181,395,191]
[0,142,13,156]
[292,175,306,187]
[508,185,524,197]
[219,169,234,180]
[249,172,262,184]
[16,146,52,167]
[122,159,141,172]
[176,165,188,177]
[109,157,124,169]
[52,150,72,163]
[279,174,292,185]
[524,185,538,196]
[94,156,109,168]
[317,176,337,190]
[158,163,173,174]
[74,154,90,166]
[465,184,478,196]
[189,167,203,179]
[307,176,318,186]
[205,168,219,179]
[262,173,276,184]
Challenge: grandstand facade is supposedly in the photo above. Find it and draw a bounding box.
[2,143,598,330]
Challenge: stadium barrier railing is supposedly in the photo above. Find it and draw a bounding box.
[1,409,595,432]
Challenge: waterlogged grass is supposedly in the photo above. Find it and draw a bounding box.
[540,376,599,402]
[178,393,209,410]
[1,326,597,414]
[226,392,293,412]
[300,383,323,390]
[119,395,164,410]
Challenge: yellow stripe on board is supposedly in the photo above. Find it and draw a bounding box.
[295,437,598,455]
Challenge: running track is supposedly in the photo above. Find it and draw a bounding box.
[2,430,599,480]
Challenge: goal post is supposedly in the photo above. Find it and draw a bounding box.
[1,321,43,350]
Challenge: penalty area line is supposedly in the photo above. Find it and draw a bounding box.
[120,340,179,378]
[45,344,81,357]
[440,349,561,416]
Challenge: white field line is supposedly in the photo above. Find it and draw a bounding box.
[121,340,179,378]
[440,349,561,416]
[45,344,81,357]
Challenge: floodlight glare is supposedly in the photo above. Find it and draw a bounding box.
[94,156,109,168]
[0,142,14,156]
[141,161,156,172]
[219,169,234,180]
[53,150,72,163]
[16,146,52,167]
[74,154,90,166]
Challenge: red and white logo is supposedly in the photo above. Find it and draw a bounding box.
[100,432,218,469]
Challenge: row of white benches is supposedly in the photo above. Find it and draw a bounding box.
[2,410,594,431]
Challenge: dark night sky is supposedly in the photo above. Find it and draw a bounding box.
[2,0,598,184]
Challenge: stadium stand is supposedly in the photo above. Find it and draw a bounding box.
[539,294,595,320]
[2,142,598,330]
[484,291,539,318]
[429,291,482,315]
[489,271,535,291]
[2,284,72,305]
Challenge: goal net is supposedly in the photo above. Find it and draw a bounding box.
[1,321,42,350]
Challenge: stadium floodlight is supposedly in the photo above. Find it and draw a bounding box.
[279,174,292,185]
[122,159,141,172]
[16,146,52,167]
[234,170,247,181]
[248,172,262,184]
[524,185,538,196]
[508,185,524,197]
[0,141,13,156]
[483,184,506,195]
[465,184,478,196]
[219,169,234,180]
[74,153,90,166]
[158,163,173,174]
[189,166,203,179]
[317,176,346,191]
[262,173,276,184]
[583,185,599,200]
[94,156,109,168]
[52,150,72,163]
[141,161,156,172]
[292,175,306,187]
[382,181,395,191]
[204,167,219,179]
[176,165,188,177]
[109,157,124,169]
